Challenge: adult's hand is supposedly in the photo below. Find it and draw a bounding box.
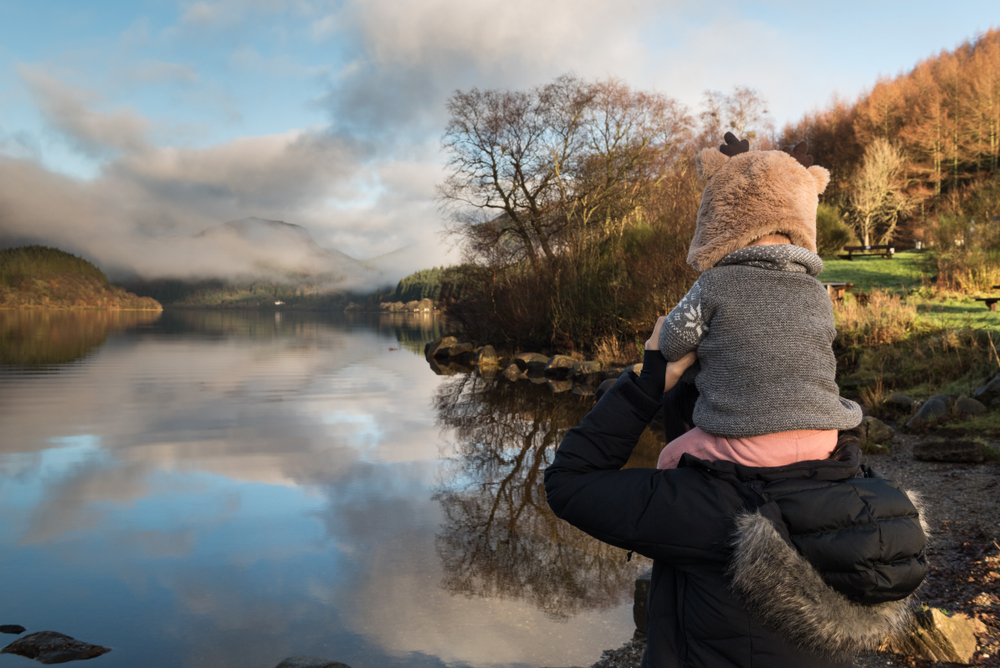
[636,318,697,397]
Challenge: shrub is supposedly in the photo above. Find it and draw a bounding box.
[815,203,855,257]
[834,289,917,347]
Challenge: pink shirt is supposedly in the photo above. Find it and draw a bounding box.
[656,426,838,469]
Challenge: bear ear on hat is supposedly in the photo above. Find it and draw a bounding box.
[696,147,729,179]
[808,165,831,195]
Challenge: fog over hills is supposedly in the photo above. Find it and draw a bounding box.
[2,216,417,292]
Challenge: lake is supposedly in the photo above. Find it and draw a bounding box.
[0,309,653,668]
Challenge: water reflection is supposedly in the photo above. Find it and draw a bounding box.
[0,309,161,366]
[433,374,661,620]
[0,311,648,668]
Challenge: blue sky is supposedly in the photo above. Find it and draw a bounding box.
[0,0,996,277]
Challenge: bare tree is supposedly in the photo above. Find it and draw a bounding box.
[699,86,774,148]
[438,76,691,271]
[847,137,914,245]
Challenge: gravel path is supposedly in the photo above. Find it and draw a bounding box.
[589,432,1000,668]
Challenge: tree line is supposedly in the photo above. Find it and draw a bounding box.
[438,29,1000,354]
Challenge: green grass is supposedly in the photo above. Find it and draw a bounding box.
[915,297,1000,333]
[817,250,928,292]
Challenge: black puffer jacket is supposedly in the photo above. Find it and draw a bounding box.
[544,372,927,668]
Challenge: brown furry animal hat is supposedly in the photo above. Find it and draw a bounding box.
[687,132,831,271]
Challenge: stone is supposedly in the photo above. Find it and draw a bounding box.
[885,393,917,413]
[514,352,551,373]
[275,658,352,668]
[446,342,474,358]
[544,355,575,378]
[502,364,526,381]
[476,365,498,381]
[905,395,950,431]
[547,379,573,393]
[571,384,595,397]
[861,416,895,447]
[424,336,458,358]
[427,358,460,376]
[633,569,652,636]
[0,631,111,664]
[570,360,603,378]
[473,345,499,367]
[0,626,25,635]
[914,440,987,463]
[953,396,987,416]
[528,374,548,384]
[886,607,979,664]
[972,373,1000,406]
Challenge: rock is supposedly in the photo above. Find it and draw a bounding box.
[427,358,459,376]
[514,352,550,373]
[0,631,111,664]
[544,355,575,378]
[275,658,352,668]
[861,416,895,449]
[502,364,526,381]
[570,360,603,378]
[446,342,474,358]
[599,367,625,381]
[953,396,987,416]
[885,393,917,413]
[476,365,498,381]
[972,373,1000,406]
[472,345,499,367]
[424,336,458,358]
[914,440,987,463]
[885,607,980,664]
[0,626,25,635]
[571,384,595,397]
[905,395,950,430]
[547,379,573,393]
[633,569,652,636]
[528,374,548,384]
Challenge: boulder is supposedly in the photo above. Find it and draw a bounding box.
[528,374,548,385]
[276,658,352,668]
[0,626,25,635]
[972,373,1000,406]
[570,360,603,378]
[633,569,652,636]
[885,393,917,413]
[446,342,474,358]
[905,395,950,431]
[514,352,551,373]
[473,345,499,367]
[544,355,575,379]
[861,416,895,449]
[425,336,458,358]
[427,358,460,376]
[547,379,573,393]
[502,364,526,381]
[885,607,982,664]
[914,440,987,463]
[0,631,111,664]
[477,365,498,381]
[953,396,987,416]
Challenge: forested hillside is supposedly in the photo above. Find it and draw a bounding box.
[0,246,162,310]
[437,31,1000,353]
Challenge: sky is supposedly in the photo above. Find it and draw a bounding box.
[0,0,997,281]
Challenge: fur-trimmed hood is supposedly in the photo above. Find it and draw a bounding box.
[687,134,831,271]
[725,471,928,659]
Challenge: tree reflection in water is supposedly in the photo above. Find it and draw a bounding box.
[432,372,664,620]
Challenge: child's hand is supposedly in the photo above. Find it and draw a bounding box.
[664,351,697,393]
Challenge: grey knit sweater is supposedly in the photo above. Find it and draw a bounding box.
[659,244,862,438]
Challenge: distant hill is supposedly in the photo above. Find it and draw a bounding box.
[124,217,404,307]
[0,246,162,310]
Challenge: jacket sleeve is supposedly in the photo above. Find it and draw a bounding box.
[659,276,713,362]
[544,372,740,564]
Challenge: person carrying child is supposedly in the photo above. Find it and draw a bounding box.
[544,135,927,668]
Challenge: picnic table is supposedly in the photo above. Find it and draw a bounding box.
[974,284,1000,311]
[821,282,854,301]
[839,245,895,260]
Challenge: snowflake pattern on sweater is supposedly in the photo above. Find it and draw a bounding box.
[661,279,710,360]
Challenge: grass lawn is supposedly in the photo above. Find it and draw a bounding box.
[819,249,1000,333]
[817,249,928,292]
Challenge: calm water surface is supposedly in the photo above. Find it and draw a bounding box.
[0,310,650,668]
